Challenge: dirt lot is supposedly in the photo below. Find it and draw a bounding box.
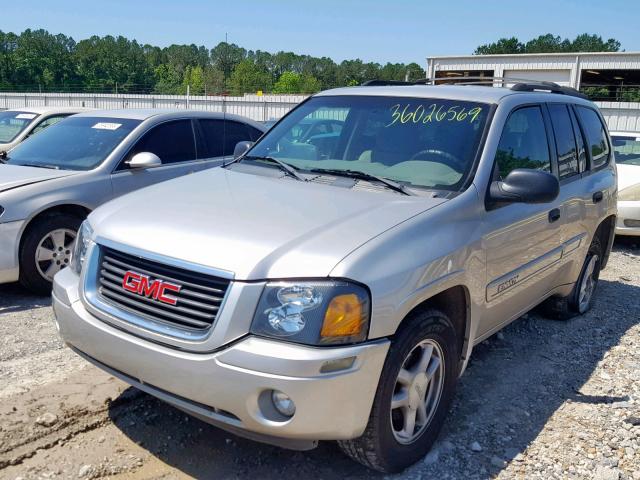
[1,239,639,480]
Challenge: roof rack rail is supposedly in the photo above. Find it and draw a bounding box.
[510,81,589,99]
[360,80,414,86]
[361,76,589,99]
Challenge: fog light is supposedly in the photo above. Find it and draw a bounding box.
[271,390,296,417]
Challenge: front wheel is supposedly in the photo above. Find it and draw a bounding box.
[339,309,460,473]
[19,214,82,294]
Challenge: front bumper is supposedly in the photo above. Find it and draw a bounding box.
[615,201,640,236]
[0,219,24,284]
[52,269,390,448]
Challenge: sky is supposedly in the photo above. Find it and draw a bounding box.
[2,0,639,65]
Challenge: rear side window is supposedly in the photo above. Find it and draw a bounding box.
[130,120,196,164]
[29,114,70,137]
[495,106,551,179]
[576,106,610,169]
[548,104,579,180]
[224,121,253,155]
[198,120,259,157]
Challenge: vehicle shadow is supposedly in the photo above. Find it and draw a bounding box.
[108,248,639,479]
[0,282,50,314]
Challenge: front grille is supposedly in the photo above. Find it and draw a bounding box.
[97,246,230,333]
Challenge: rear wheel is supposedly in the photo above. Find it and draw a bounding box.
[19,214,82,294]
[338,309,459,473]
[539,236,602,320]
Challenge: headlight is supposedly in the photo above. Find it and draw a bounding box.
[250,280,370,346]
[71,220,93,274]
[619,184,640,202]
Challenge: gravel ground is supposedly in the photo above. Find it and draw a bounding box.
[0,239,639,480]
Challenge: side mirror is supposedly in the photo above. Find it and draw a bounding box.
[489,168,559,205]
[0,151,7,159]
[126,152,162,169]
[233,141,253,159]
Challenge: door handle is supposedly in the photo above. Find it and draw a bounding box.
[548,208,561,223]
[592,191,604,203]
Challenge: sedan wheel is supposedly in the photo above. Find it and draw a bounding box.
[35,228,77,282]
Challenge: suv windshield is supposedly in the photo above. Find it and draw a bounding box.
[612,135,640,166]
[0,111,39,143]
[6,117,141,170]
[248,95,490,190]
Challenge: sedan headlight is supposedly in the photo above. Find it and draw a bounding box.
[250,280,370,346]
[71,220,94,274]
[619,184,640,202]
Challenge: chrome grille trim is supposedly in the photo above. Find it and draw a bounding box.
[84,243,232,341]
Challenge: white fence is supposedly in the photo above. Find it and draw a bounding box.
[2,92,640,131]
[0,92,309,122]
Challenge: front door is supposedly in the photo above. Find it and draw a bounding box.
[480,105,565,336]
[111,119,203,198]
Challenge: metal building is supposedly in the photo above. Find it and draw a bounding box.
[426,52,640,131]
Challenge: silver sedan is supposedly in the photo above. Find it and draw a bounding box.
[0,109,265,293]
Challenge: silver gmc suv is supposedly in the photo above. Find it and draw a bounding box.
[52,82,617,472]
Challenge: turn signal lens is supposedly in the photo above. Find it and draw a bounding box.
[321,294,364,338]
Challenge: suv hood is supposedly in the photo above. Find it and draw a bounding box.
[0,164,78,193]
[90,168,447,280]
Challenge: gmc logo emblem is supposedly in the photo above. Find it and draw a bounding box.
[122,271,182,306]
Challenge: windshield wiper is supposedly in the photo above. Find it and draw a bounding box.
[16,163,60,170]
[243,155,307,182]
[308,168,414,196]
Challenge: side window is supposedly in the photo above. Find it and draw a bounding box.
[130,120,196,164]
[548,104,579,180]
[569,108,587,172]
[197,119,225,158]
[247,125,264,142]
[223,121,253,156]
[576,106,610,170]
[29,115,69,136]
[495,106,551,179]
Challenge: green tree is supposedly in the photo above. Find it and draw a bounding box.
[74,35,153,92]
[475,33,621,55]
[210,42,246,81]
[182,65,205,95]
[569,33,620,52]
[474,37,524,55]
[153,63,181,94]
[228,59,271,95]
[273,71,302,93]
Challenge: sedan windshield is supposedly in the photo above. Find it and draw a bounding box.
[0,111,39,143]
[612,135,640,166]
[248,95,490,190]
[6,117,141,170]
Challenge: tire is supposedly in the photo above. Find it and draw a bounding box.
[539,235,602,320]
[19,213,82,295]
[338,308,460,473]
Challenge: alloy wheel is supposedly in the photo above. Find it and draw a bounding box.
[390,339,445,444]
[35,228,77,281]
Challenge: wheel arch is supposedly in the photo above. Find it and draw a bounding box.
[394,285,471,373]
[19,203,91,253]
[594,214,616,270]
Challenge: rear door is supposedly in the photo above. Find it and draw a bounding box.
[481,105,565,335]
[195,119,263,170]
[110,119,200,197]
[545,103,590,285]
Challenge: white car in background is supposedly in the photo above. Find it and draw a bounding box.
[611,132,640,236]
[0,107,88,154]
